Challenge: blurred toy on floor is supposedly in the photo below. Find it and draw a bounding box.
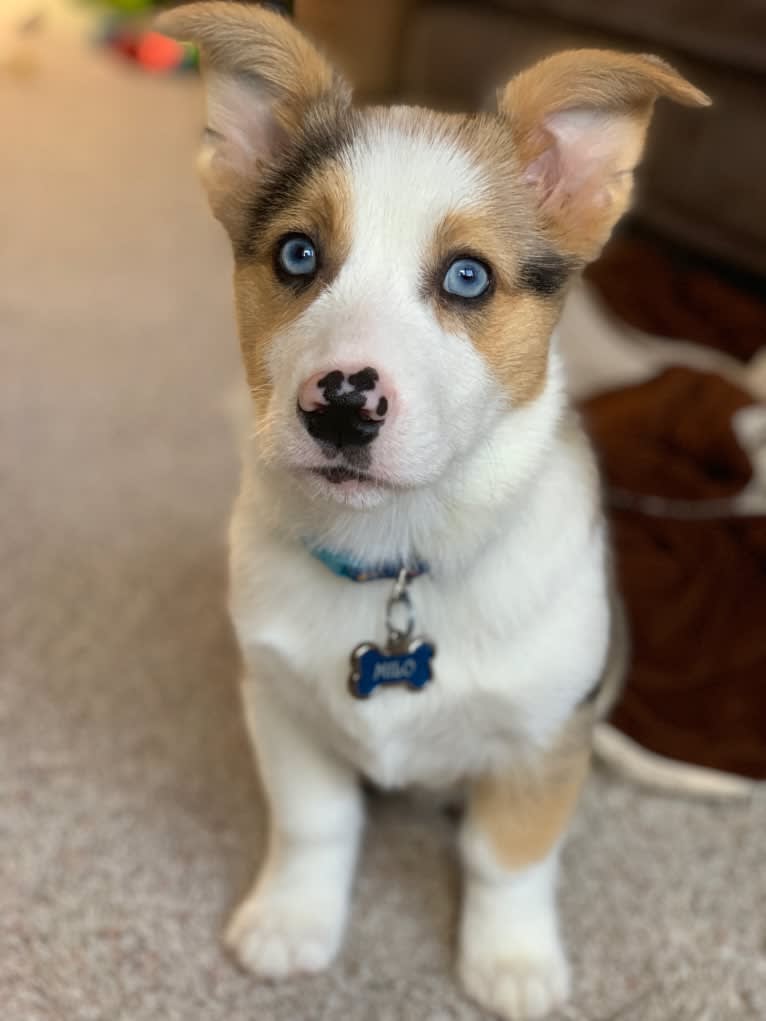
[87,1,290,74]
[0,2,298,78]
[1,0,195,76]
[83,0,198,73]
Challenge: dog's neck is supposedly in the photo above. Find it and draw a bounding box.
[243,349,569,578]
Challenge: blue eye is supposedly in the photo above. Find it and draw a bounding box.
[442,258,491,299]
[277,234,318,278]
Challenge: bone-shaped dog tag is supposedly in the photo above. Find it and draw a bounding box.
[348,638,436,699]
[347,567,436,699]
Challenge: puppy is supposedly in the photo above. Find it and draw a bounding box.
[158,5,709,1018]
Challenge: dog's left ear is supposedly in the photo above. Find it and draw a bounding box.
[499,50,710,262]
[155,1,350,231]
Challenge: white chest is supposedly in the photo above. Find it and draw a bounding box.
[231,531,609,789]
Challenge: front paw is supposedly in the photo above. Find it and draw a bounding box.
[225,888,345,979]
[459,942,570,1021]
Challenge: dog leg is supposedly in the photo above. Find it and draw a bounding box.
[458,738,590,1020]
[226,678,363,978]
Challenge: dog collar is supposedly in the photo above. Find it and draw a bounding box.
[308,545,429,583]
[306,546,436,696]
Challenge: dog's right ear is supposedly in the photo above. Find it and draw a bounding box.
[156,1,350,229]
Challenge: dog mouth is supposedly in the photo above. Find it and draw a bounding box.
[310,466,378,485]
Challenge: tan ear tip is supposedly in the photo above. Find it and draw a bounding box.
[639,53,712,107]
[694,88,714,107]
[153,2,220,41]
[676,83,713,108]
[151,11,186,41]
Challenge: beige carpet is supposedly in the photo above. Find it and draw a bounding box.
[3,36,766,1021]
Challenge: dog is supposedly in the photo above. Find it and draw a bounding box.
[157,5,709,1017]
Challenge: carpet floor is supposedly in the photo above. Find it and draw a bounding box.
[2,36,765,1021]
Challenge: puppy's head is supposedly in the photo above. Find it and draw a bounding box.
[159,3,709,509]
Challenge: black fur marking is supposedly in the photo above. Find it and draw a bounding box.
[317,371,365,409]
[348,367,378,392]
[318,370,344,396]
[518,252,574,296]
[235,102,357,261]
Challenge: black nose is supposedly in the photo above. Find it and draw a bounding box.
[300,403,381,450]
[297,368,387,451]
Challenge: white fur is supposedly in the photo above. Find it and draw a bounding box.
[225,124,610,1019]
[460,831,570,1020]
[225,684,363,976]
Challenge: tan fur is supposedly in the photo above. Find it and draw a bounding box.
[499,49,711,261]
[430,209,522,292]
[428,207,563,405]
[434,286,560,406]
[234,162,353,415]
[474,291,562,406]
[156,2,347,136]
[468,710,594,870]
[500,50,709,143]
[156,3,350,235]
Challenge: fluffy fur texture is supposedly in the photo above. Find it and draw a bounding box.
[157,5,709,1018]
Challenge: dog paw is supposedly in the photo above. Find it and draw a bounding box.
[225,890,344,979]
[459,945,570,1021]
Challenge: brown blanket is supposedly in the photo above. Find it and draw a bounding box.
[585,238,766,780]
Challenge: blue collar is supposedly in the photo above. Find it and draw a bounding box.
[309,545,429,583]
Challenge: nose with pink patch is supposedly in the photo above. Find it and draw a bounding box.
[297,367,392,454]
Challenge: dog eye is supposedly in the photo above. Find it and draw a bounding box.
[442,258,491,300]
[276,234,318,279]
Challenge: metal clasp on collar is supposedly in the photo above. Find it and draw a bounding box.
[385,567,415,649]
[348,566,437,699]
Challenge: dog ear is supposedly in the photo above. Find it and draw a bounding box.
[498,50,710,262]
[155,1,350,229]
